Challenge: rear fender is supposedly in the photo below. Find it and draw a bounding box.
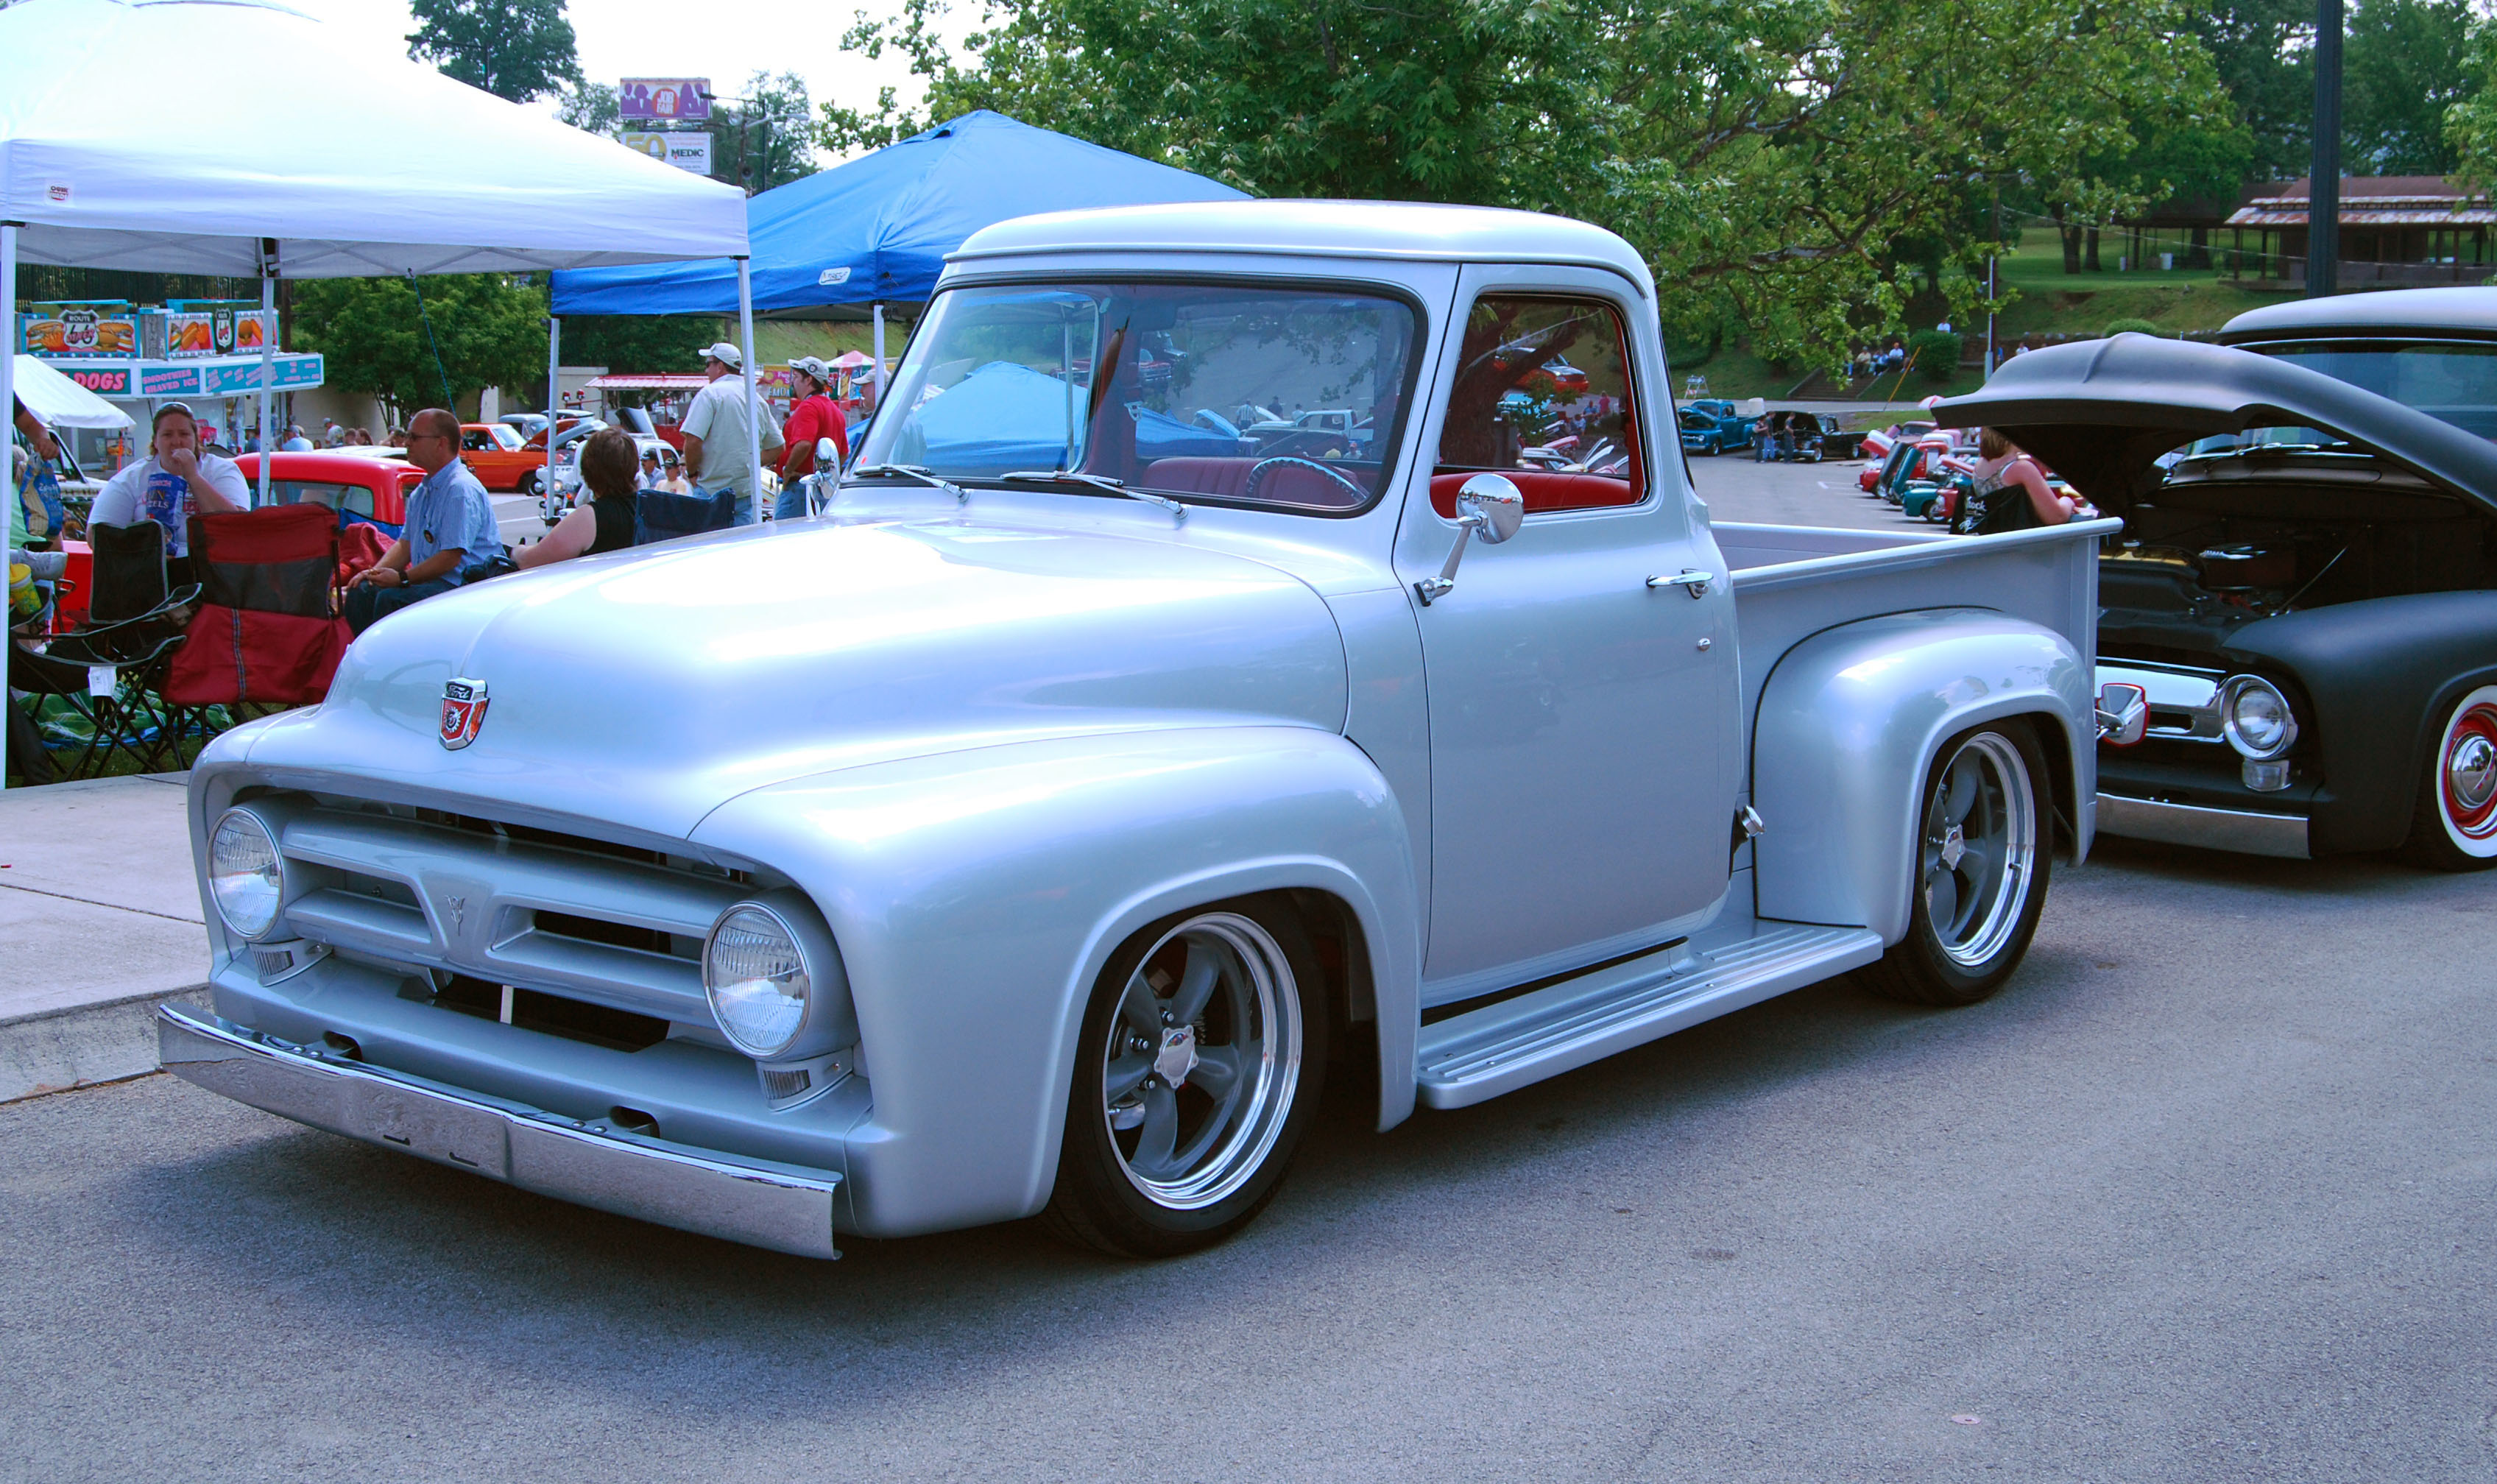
[692,725,1421,1238]
[1750,610,2093,944]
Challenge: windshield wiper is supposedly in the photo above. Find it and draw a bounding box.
[846,462,970,504]
[998,470,1188,522]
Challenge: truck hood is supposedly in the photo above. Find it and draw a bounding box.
[1934,333,2497,516]
[241,516,1349,839]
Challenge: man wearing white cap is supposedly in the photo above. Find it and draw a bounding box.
[680,341,783,523]
[775,355,849,519]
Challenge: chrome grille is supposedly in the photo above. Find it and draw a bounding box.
[260,801,759,1027]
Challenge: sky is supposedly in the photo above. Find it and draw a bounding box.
[292,0,978,162]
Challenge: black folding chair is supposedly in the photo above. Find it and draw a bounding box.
[634,488,738,545]
[7,520,199,779]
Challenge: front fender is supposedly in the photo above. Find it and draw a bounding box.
[1751,610,2093,944]
[2222,592,2497,855]
[691,725,1421,1239]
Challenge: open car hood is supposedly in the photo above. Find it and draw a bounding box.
[1932,333,2497,515]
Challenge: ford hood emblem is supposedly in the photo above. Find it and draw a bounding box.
[439,677,490,750]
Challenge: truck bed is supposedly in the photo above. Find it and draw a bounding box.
[1717,518,2121,749]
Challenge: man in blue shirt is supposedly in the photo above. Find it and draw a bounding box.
[342,407,506,635]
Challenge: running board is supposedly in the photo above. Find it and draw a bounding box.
[1414,922,1884,1109]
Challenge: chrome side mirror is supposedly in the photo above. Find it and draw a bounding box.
[1416,473,1525,606]
[816,437,841,464]
[2097,682,2148,746]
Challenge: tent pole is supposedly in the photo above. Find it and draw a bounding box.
[872,303,886,409]
[737,257,761,525]
[545,315,561,524]
[256,241,277,507]
[2,221,16,792]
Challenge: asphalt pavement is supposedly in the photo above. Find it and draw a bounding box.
[5,834,2493,1480]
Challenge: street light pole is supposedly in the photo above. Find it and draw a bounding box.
[2310,0,2344,296]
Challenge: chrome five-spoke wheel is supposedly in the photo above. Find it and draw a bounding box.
[1047,898,1328,1256]
[1861,722,2052,1006]
[1101,913,1301,1209]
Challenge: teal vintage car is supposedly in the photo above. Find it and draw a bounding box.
[1678,399,1754,456]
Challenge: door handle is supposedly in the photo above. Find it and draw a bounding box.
[1647,570,1714,598]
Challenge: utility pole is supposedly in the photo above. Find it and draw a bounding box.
[2309,0,2344,296]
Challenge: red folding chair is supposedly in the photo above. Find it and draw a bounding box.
[161,505,351,718]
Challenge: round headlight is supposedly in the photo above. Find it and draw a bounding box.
[208,808,284,940]
[2224,676,2299,760]
[704,903,812,1059]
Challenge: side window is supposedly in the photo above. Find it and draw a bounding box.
[463,430,494,452]
[1434,294,1644,517]
[270,481,348,510]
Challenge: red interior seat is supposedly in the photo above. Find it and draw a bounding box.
[1429,470,1639,517]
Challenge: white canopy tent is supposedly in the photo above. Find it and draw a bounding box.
[12,355,133,431]
[2,0,755,787]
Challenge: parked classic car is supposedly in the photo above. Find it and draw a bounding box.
[233,451,417,540]
[459,421,551,495]
[1678,398,1754,456]
[1941,308,2497,867]
[164,201,2113,1260]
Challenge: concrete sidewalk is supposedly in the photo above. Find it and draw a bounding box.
[1,773,208,1101]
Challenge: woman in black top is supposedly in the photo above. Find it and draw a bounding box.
[1952,427,2079,535]
[516,427,641,568]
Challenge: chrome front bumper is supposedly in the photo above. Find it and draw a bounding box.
[2094,791,2311,860]
[158,1006,842,1258]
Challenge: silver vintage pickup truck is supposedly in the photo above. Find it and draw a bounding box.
[165,202,2117,1258]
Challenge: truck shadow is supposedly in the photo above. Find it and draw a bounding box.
[116,951,2055,1418]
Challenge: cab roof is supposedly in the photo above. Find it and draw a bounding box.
[2219,286,2497,344]
[948,199,1655,300]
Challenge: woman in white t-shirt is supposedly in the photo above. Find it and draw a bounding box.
[88,401,250,558]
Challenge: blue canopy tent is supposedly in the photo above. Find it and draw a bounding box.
[889,361,1246,472]
[550,111,1247,319]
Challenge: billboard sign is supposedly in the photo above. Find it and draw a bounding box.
[618,78,711,121]
[624,131,713,174]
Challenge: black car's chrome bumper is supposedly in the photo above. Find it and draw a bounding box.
[2094,791,2311,859]
[158,1006,843,1258]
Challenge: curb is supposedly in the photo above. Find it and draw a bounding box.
[1,983,208,1104]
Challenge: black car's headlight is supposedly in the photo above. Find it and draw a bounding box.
[2222,676,2300,761]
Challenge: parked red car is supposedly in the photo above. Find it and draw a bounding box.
[234,451,418,540]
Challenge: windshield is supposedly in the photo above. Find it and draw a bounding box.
[2247,339,2497,442]
[855,280,1421,512]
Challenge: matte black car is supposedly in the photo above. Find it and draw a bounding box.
[1938,294,2497,869]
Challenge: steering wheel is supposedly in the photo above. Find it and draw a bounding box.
[1243,456,1366,505]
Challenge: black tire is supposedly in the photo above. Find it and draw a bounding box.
[1859,721,2053,1007]
[2403,685,2497,872]
[1043,894,1330,1257]
[519,470,542,498]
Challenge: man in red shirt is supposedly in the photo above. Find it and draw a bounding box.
[775,356,849,519]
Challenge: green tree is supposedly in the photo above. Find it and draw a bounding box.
[557,79,622,140]
[2183,0,2313,183]
[718,71,820,194]
[292,275,548,423]
[825,0,2233,362]
[2345,0,2472,175]
[406,0,582,104]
